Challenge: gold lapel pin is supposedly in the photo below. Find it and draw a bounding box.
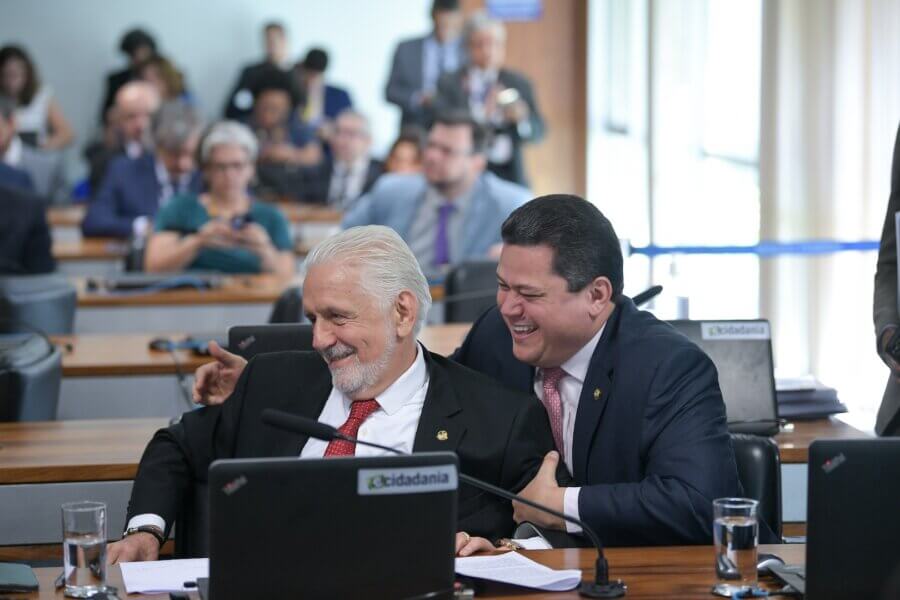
[436,430,449,441]
[593,388,602,400]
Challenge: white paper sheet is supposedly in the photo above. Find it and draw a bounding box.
[119,558,209,594]
[455,551,582,591]
[511,537,554,550]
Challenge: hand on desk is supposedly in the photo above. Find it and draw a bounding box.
[456,532,503,557]
[107,533,159,564]
[192,341,247,405]
[512,451,566,530]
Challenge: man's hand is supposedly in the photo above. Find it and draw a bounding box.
[192,341,247,406]
[107,533,159,564]
[455,532,502,557]
[512,451,566,530]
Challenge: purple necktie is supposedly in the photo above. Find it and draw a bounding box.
[434,202,456,266]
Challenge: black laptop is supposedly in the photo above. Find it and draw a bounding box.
[227,323,313,360]
[203,453,459,599]
[770,438,900,599]
[668,320,780,435]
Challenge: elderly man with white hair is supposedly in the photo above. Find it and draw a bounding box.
[109,225,555,563]
[144,120,294,276]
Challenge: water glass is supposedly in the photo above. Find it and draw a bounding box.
[712,497,758,596]
[61,501,107,598]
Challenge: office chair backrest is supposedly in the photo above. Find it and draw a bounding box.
[730,433,782,539]
[0,275,77,334]
[444,260,498,323]
[268,286,304,323]
[0,333,61,421]
[227,323,313,360]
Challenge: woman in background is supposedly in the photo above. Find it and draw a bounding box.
[384,126,425,174]
[0,45,73,150]
[136,54,194,105]
[145,121,294,276]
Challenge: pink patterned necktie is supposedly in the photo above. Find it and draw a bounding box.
[323,399,380,457]
[540,367,567,460]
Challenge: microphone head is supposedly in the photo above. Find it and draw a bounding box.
[261,408,338,441]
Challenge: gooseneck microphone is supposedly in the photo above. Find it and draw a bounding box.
[261,409,626,598]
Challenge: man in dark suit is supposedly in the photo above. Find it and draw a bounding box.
[385,0,465,128]
[300,109,383,208]
[873,122,900,436]
[450,195,742,546]
[107,225,553,563]
[82,101,203,238]
[434,13,545,186]
[99,28,157,124]
[0,184,54,274]
[223,22,293,121]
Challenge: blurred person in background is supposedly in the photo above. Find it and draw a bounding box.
[0,96,66,203]
[136,54,193,105]
[100,28,158,124]
[293,47,352,142]
[224,22,292,121]
[385,126,425,174]
[145,121,293,276]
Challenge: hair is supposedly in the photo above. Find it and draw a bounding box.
[431,109,489,155]
[0,45,40,105]
[250,66,298,105]
[120,28,157,57]
[0,95,15,120]
[152,101,203,152]
[501,195,625,298]
[335,108,371,137]
[263,21,285,35]
[200,120,258,164]
[136,54,186,99]
[301,48,329,73]
[388,126,425,156]
[431,0,460,13]
[304,226,432,335]
[464,12,506,45]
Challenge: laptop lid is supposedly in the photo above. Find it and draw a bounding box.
[667,320,779,435]
[227,324,313,360]
[806,439,900,600]
[207,453,458,600]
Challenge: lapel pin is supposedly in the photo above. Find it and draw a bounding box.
[593,388,602,400]
[436,430,449,441]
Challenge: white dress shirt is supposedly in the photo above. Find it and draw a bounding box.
[127,345,429,534]
[533,324,605,534]
[327,157,371,210]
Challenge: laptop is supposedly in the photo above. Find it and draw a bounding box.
[203,453,459,599]
[668,320,780,435]
[770,438,900,599]
[227,323,313,360]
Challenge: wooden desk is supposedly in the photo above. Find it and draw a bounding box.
[72,274,297,334]
[0,419,166,547]
[46,205,86,228]
[52,238,127,277]
[24,544,804,599]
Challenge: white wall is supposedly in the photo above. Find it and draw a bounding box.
[1,0,433,174]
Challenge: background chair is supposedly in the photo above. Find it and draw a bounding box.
[443,260,499,323]
[0,332,61,421]
[730,433,783,540]
[268,286,304,323]
[0,274,77,334]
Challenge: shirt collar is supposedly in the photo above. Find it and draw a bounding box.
[342,343,428,416]
[553,323,606,385]
[334,156,368,175]
[4,136,22,165]
[155,158,192,190]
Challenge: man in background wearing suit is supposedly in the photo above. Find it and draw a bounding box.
[343,111,528,279]
[434,13,544,186]
[82,101,203,239]
[451,195,742,546]
[301,109,383,208]
[873,122,900,436]
[223,22,293,121]
[99,28,157,124]
[108,225,553,563]
[0,183,54,274]
[385,0,465,129]
[293,48,353,139]
[0,97,65,204]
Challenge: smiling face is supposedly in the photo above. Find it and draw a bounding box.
[496,244,614,368]
[303,260,417,398]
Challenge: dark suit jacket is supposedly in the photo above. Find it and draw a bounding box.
[223,62,294,121]
[297,157,384,206]
[100,68,134,123]
[126,349,554,544]
[322,85,353,121]
[81,153,203,238]
[873,122,900,436]
[0,184,55,274]
[0,162,35,193]
[450,299,743,546]
[433,67,545,186]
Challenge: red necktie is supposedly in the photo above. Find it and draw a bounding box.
[323,399,380,457]
[541,367,567,461]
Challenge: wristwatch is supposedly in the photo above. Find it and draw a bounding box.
[123,524,166,548]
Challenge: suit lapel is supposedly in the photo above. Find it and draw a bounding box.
[571,304,624,483]
[276,366,333,456]
[457,175,489,260]
[412,351,465,453]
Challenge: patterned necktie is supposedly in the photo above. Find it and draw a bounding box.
[323,399,380,457]
[540,367,567,460]
[434,202,456,266]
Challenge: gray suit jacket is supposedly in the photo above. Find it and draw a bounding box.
[342,172,529,268]
[385,35,464,128]
[874,122,900,435]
